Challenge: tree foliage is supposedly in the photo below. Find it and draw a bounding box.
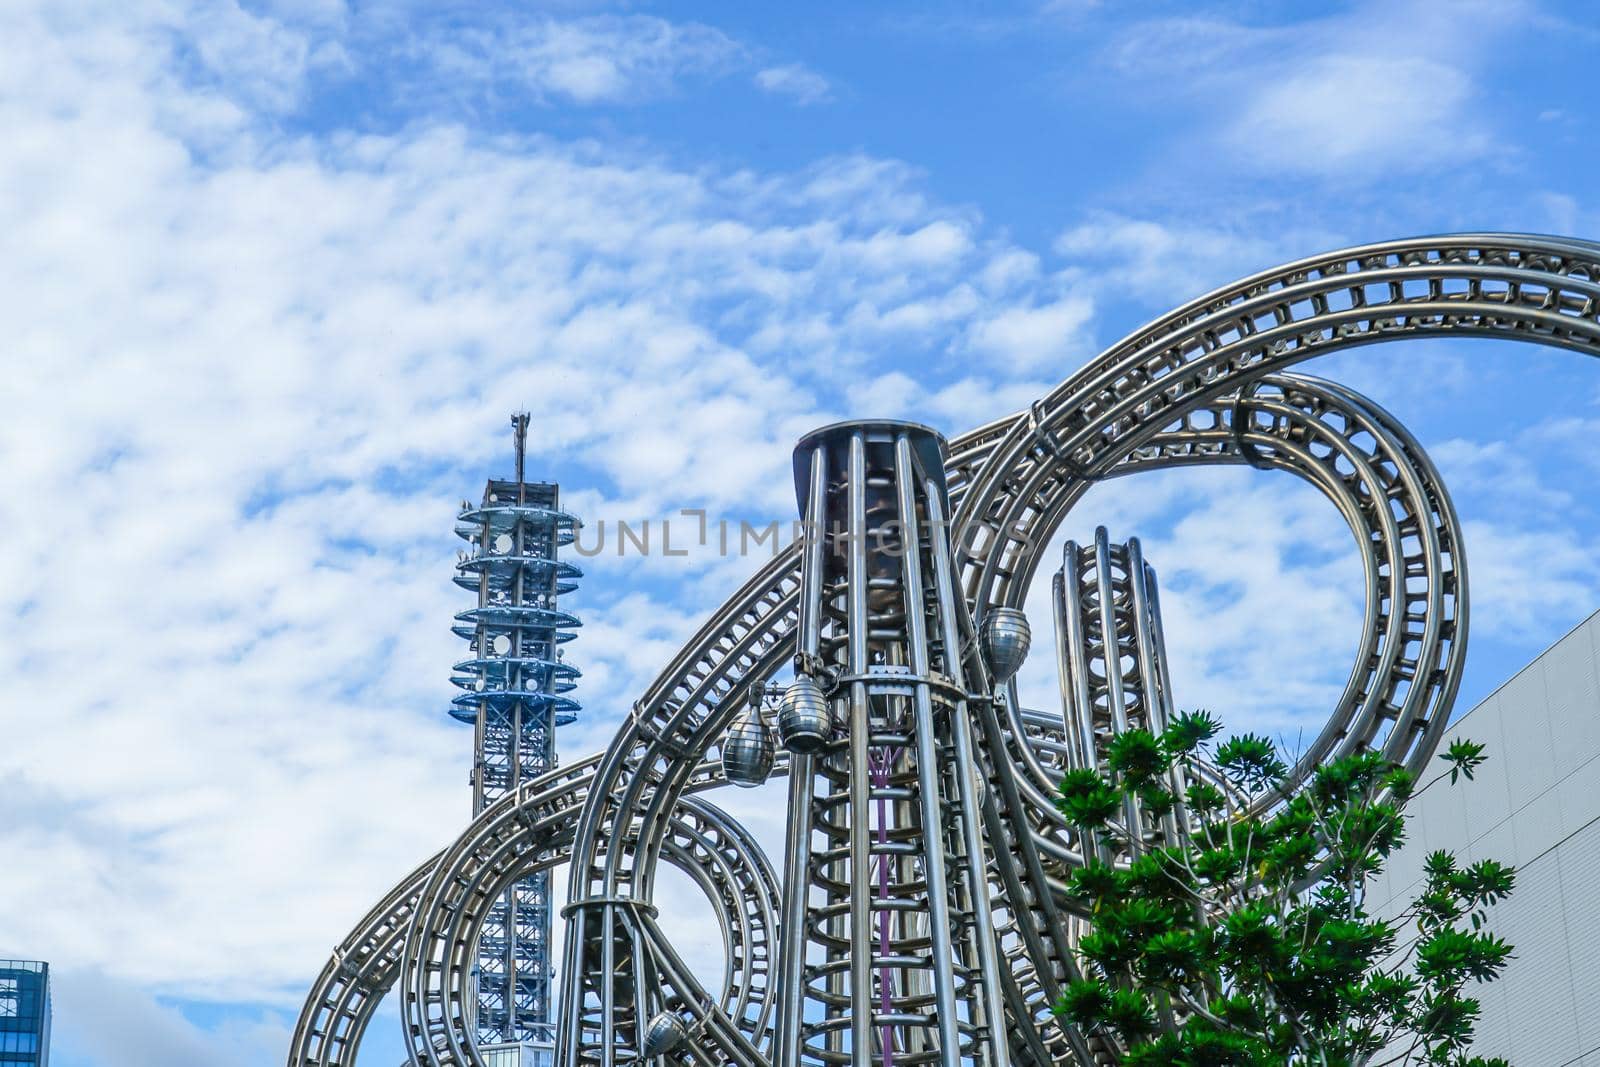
[1052,711,1516,1066]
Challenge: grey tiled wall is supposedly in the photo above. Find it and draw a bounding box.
[1366,610,1600,1065]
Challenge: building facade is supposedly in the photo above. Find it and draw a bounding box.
[0,961,49,1067]
[1366,610,1600,1065]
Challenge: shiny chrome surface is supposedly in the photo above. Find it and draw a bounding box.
[776,676,830,755]
[722,699,777,787]
[980,606,1032,684]
[290,233,1600,1066]
[641,1012,688,1057]
[769,422,1010,1066]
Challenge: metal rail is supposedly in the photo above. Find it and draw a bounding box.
[289,233,1600,1067]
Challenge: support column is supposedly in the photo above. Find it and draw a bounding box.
[772,420,1012,1067]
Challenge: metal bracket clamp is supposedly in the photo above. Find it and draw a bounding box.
[1027,399,1065,458]
[1030,398,1094,480]
[825,666,969,707]
[632,709,700,760]
[683,994,716,1041]
[513,789,543,835]
[792,650,828,680]
[560,896,662,920]
[333,948,381,994]
[1229,383,1273,470]
[654,729,701,762]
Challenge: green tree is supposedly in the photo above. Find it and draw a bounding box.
[1052,711,1515,1066]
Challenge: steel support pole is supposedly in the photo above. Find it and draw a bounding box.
[924,476,1012,1067]
[776,445,828,1067]
[894,436,963,1059]
[846,431,874,1061]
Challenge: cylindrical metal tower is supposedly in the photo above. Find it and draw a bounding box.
[1053,530,1177,762]
[1052,528,1189,865]
[450,413,582,1056]
[774,420,1012,1067]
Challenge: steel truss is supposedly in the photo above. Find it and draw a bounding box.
[290,234,1600,1067]
[451,416,583,1049]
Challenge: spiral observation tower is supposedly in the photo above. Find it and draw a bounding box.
[290,233,1600,1065]
[448,414,582,1063]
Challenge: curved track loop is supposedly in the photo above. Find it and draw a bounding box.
[955,373,1468,1066]
[572,233,1600,908]
[291,726,1069,1067]
[291,234,1600,1066]
[293,850,442,1066]
[559,233,1600,1063]
[289,754,780,1067]
[399,783,780,1067]
[290,751,606,1067]
[991,372,1466,847]
[448,371,1467,1065]
[954,236,1598,765]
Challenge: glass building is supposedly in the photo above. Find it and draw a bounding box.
[0,961,49,1067]
[478,1042,553,1067]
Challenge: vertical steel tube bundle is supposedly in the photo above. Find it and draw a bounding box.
[288,233,1600,1067]
[774,422,1009,1066]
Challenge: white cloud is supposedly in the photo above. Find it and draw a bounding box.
[1099,0,1531,179]
[1230,54,1483,173]
[1533,190,1582,237]
[1458,521,1600,643]
[422,14,743,105]
[849,370,1056,430]
[1055,211,1337,307]
[967,292,1095,370]
[1428,421,1600,644]
[0,0,1091,1046]
[49,972,288,1067]
[754,62,832,105]
[181,1,333,113]
[1431,438,1574,514]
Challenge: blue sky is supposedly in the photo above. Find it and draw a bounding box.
[2,1,1599,1064]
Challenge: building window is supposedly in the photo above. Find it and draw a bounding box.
[0,977,16,1017]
